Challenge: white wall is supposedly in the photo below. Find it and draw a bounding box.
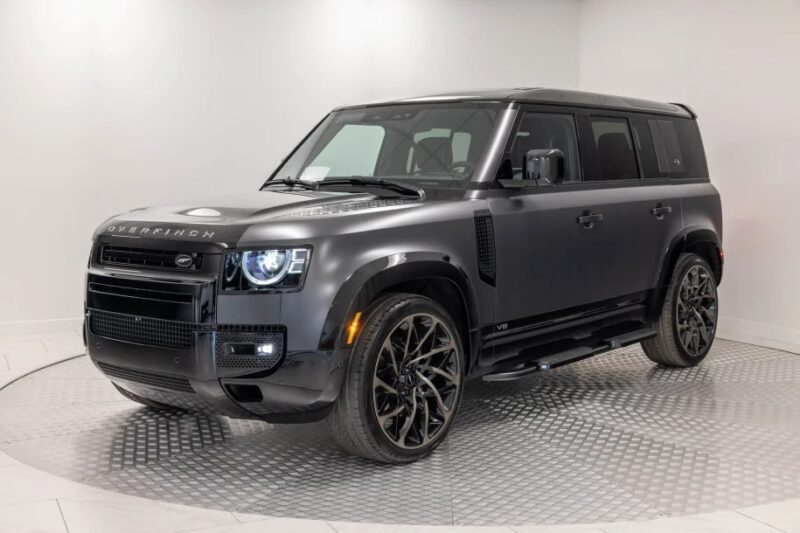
[363,0,580,98]
[0,0,581,330]
[4,0,796,354]
[579,0,800,353]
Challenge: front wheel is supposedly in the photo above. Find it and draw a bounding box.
[642,253,719,367]
[327,293,465,463]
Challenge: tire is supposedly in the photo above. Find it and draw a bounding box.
[113,383,181,411]
[642,253,719,367]
[327,293,466,463]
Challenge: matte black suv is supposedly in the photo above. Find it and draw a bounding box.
[86,88,722,463]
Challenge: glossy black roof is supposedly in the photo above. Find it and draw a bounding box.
[339,88,694,118]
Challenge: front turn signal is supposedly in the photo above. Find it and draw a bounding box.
[346,312,363,345]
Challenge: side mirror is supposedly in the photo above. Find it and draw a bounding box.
[497,148,566,188]
[524,148,565,185]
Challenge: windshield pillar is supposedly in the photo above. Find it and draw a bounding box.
[472,103,519,185]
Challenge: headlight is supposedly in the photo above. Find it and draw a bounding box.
[222,248,310,291]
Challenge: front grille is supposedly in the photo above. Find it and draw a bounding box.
[89,310,195,350]
[215,330,285,371]
[100,246,203,271]
[97,362,195,393]
[88,280,193,305]
[86,274,213,323]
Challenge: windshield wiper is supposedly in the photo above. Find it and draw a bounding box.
[317,177,425,199]
[261,178,319,191]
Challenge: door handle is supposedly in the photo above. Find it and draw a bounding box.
[577,211,603,229]
[650,205,673,219]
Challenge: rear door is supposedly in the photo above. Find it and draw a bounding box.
[577,113,684,298]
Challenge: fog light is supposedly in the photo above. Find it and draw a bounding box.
[224,342,276,357]
[255,343,275,356]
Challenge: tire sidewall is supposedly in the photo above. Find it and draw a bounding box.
[669,255,718,361]
[354,296,465,460]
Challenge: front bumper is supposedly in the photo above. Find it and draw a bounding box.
[84,239,350,423]
[86,316,348,422]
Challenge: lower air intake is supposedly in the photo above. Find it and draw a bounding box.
[96,362,195,393]
[89,310,195,350]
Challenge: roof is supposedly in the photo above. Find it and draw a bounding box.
[337,88,694,118]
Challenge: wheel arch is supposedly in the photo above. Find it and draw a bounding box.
[318,252,479,372]
[648,227,722,320]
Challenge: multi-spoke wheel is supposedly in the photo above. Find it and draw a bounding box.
[372,314,461,449]
[643,253,719,367]
[327,294,465,463]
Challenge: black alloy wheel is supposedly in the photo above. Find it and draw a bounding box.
[327,294,465,463]
[643,253,719,367]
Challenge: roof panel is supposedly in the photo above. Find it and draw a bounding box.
[338,87,692,117]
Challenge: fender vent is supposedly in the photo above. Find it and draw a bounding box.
[474,211,496,285]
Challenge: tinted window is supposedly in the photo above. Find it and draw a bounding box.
[672,118,709,179]
[500,112,580,182]
[649,119,684,173]
[632,116,709,180]
[631,117,666,179]
[589,117,639,180]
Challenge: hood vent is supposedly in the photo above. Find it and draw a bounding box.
[280,198,417,218]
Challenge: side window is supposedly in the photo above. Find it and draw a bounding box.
[301,124,385,179]
[671,118,709,179]
[589,117,639,180]
[631,116,709,179]
[504,112,580,182]
[649,119,684,173]
[631,117,667,179]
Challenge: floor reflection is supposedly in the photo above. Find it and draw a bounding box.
[1,340,799,525]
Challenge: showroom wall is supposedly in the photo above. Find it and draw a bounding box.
[579,0,800,352]
[0,0,580,330]
[2,0,797,354]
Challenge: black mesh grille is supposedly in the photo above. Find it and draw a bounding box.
[97,362,195,393]
[215,330,285,370]
[100,246,203,271]
[474,211,496,285]
[89,310,195,350]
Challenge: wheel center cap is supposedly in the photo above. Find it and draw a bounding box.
[398,368,417,390]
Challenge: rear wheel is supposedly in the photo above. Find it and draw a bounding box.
[113,383,181,410]
[327,293,465,463]
[643,253,718,367]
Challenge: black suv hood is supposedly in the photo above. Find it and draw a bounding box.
[94,189,418,246]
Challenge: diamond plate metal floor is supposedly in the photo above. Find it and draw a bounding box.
[0,339,798,526]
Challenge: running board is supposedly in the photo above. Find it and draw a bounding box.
[483,327,655,382]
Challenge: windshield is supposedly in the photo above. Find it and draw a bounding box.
[269,102,505,187]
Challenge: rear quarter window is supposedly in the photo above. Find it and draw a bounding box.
[633,116,708,180]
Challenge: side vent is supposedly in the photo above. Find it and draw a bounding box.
[474,211,496,286]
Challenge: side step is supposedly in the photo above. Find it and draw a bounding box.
[483,327,655,382]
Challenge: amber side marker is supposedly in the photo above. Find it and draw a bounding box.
[346,312,363,345]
